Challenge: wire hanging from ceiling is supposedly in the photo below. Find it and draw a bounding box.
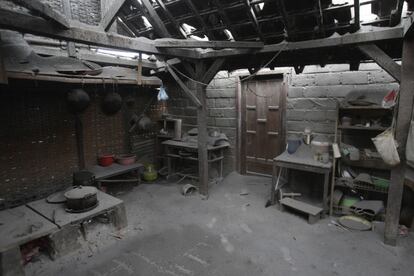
[167,43,288,87]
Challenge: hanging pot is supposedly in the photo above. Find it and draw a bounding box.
[67,88,90,113]
[102,92,122,115]
[64,186,98,212]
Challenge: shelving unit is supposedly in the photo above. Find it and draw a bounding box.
[331,104,394,216]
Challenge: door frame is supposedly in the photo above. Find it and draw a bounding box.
[236,71,289,176]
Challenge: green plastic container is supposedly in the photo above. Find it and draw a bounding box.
[143,164,158,182]
[340,196,360,207]
[372,177,390,189]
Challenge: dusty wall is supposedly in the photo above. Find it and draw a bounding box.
[165,63,399,175]
[286,63,399,141]
[164,71,237,175]
[0,80,158,209]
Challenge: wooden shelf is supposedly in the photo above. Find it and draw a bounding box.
[338,125,388,131]
[339,106,393,110]
[335,177,389,194]
[165,153,224,163]
[341,158,391,170]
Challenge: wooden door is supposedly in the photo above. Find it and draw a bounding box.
[240,74,286,175]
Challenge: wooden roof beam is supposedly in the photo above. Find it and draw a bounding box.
[197,25,405,59]
[0,8,201,58]
[358,44,401,82]
[154,39,264,49]
[154,0,186,38]
[139,0,171,37]
[100,0,127,31]
[12,0,70,29]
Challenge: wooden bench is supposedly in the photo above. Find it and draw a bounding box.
[280,197,323,224]
[88,163,144,190]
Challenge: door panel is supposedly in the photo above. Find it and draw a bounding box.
[241,75,286,175]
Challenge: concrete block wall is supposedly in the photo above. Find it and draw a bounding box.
[165,71,238,175]
[165,63,400,175]
[286,64,400,141]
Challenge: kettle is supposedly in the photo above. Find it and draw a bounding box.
[303,127,313,145]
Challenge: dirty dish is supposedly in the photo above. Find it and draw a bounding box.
[338,215,372,231]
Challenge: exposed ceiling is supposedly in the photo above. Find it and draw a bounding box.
[117,0,408,44]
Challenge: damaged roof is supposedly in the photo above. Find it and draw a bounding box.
[117,0,408,43]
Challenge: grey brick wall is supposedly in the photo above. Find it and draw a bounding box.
[165,63,400,175]
[165,71,237,175]
[287,64,400,141]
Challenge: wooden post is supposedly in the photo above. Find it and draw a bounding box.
[195,61,209,197]
[384,36,414,245]
[0,52,7,84]
[137,53,142,85]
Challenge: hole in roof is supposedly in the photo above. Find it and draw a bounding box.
[141,16,152,28]
[257,3,264,11]
[223,29,235,41]
[181,23,197,35]
[189,35,209,41]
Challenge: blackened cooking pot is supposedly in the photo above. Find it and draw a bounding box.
[64,186,98,212]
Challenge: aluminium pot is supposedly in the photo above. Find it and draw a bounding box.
[64,186,98,211]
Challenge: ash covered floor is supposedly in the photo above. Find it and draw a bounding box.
[27,172,414,276]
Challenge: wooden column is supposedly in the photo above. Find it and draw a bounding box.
[384,36,414,245]
[0,52,7,84]
[195,61,209,197]
[165,59,225,197]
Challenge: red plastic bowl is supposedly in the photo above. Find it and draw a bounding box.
[98,154,114,167]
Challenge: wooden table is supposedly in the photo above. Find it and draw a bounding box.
[271,149,332,216]
[88,163,144,189]
[162,140,229,180]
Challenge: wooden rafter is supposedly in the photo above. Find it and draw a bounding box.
[140,0,171,37]
[202,58,226,84]
[183,0,215,40]
[244,0,264,41]
[353,0,360,31]
[165,65,202,107]
[100,0,127,31]
[358,44,401,82]
[12,0,70,29]
[316,0,325,36]
[154,0,186,38]
[211,0,237,40]
[276,0,292,39]
[116,17,138,37]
